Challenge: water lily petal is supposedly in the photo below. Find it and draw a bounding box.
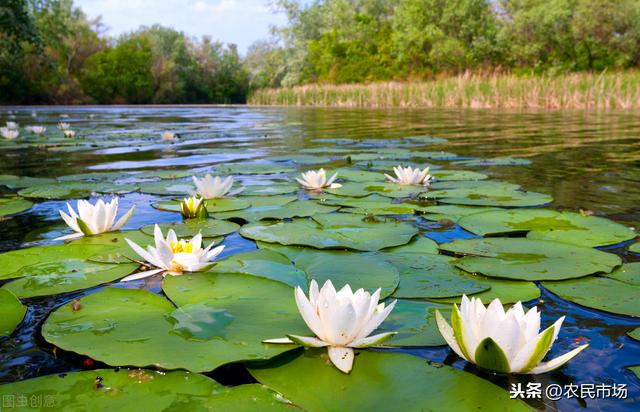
[113,205,135,230]
[262,337,295,344]
[527,344,589,374]
[435,310,467,360]
[350,331,396,348]
[120,268,165,282]
[287,334,328,347]
[328,346,355,373]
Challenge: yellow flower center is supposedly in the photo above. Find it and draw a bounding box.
[170,240,193,254]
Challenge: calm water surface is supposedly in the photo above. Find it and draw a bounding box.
[0,106,638,411]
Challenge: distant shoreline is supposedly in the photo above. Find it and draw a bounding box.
[248,72,640,110]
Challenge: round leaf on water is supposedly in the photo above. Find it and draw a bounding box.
[141,219,239,238]
[325,181,424,198]
[335,168,383,182]
[322,194,424,215]
[292,250,399,299]
[18,182,136,199]
[381,236,439,254]
[0,369,293,411]
[2,260,139,298]
[0,174,56,189]
[458,209,635,247]
[604,262,640,286]
[215,163,295,175]
[432,170,488,181]
[628,328,640,341]
[423,185,552,207]
[267,154,331,165]
[629,242,640,253]
[420,205,502,222]
[248,350,532,412]
[0,196,33,216]
[153,197,251,214]
[241,214,418,251]
[211,249,307,288]
[0,289,26,337]
[452,157,532,167]
[543,277,640,317]
[215,200,338,221]
[440,238,621,281]
[138,179,195,195]
[43,274,309,372]
[242,183,298,196]
[382,299,449,346]
[383,253,490,299]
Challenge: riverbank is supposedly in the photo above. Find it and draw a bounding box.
[248,72,640,110]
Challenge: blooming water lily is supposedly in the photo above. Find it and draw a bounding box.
[27,126,46,135]
[58,122,71,130]
[57,198,135,240]
[123,224,225,281]
[264,279,397,373]
[296,169,342,190]
[435,295,588,374]
[0,127,19,139]
[63,130,76,138]
[162,131,178,141]
[192,174,242,198]
[180,195,208,219]
[6,121,18,129]
[385,166,432,186]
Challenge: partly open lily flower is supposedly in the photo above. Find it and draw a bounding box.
[192,174,242,198]
[63,129,76,138]
[296,169,342,190]
[0,127,19,139]
[436,295,588,374]
[162,131,177,141]
[6,121,18,129]
[57,198,135,240]
[263,280,397,373]
[122,224,225,281]
[180,195,208,219]
[28,126,46,135]
[58,122,71,130]
[385,166,432,186]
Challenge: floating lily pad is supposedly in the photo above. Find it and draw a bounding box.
[241,214,417,251]
[321,194,424,215]
[453,157,532,167]
[292,250,400,299]
[71,230,155,263]
[457,209,635,247]
[18,182,136,199]
[430,277,540,305]
[431,170,488,181]
[382,299,449,346]
[153,197,251,214]
[215,200,338,221]
[0,174,56,189]
[335,168,383,182]
[0,196,33,216]
[403,135,448,144]
[0,369,292,411]
[606,262,640,286]
[325,181,424,198]
[629,242,640,253]
[141,219,239,238]
[543,277,640,317]
[215,163,295,175]
[242,183,299,196]
[0,289,26,337]
[412,151,459,160]
[628,328,640,341]
[211,249,306,288]
[440,238,620,281]
[268,154,332,165]
[423,182,552,207]
[43,275,309,372]
[2,260,139,298]
[356,159,437,172]
[420,205,502,222]
[382,253,490,299]
[381,236,439,254]
[138,179,194,195]
[248,350,531,412]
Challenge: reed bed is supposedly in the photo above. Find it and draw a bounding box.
[248,72,640,110]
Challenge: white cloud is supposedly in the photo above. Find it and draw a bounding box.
[75,0,287,54]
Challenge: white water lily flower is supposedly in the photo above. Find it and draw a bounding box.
[58,122,71,130]
[0,127,19,139]
[436,295,588,374]
[263,280,397,373]
[29,126,46,135]
[192,174,242,198]
[57,198,135,240]
[162,131,177,141]
[296,168,342,190]
[180,195,208,219]
[6,121,18,129]
[122,224,225,281]
[385,166,432,186]
[63,129,76,138]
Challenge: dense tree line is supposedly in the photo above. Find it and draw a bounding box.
[247,0,640,88]
[0,0,248,104]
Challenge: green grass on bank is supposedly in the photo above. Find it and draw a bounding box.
[248,72,640,110]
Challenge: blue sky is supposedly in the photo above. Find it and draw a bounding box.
[75,0,289,54]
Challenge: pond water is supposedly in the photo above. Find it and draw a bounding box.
[0,106,638,411]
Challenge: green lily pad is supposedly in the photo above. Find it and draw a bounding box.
[215,200,338,221]
[137,179,195,195]
[0,289,26,336]
[292,250,400,299]
[335,168,383,182]
[605,262,640,286]
[0,174,56,189]
[543,277,640,317]
[18,182,136,199]
[325,181,424,198]
[383,253,490,299]
[268,154,332,165]
[321,194,424,215]
[412,151,459,160]
[382,299,449,346]
[381,236,439,254]
[628,328,640,341]
[211,249,307,288]
[2,260,139,298]
[440,238,620,281]
[241,214,418,251]
[141,219,239,238]
[43,274,309,372]
[248,350,531,412]
[0,196,33,216]
[432,170,488,181]
[431,277,540,304]
[0,243,121,280]
[420,205,502,222]
[423,183,552,207]
[215,163,295,175]
[629,242,640,253]
[403,135,448,144]
[70,230,155,263]
[242,183,299,196]
[457,209,635,247]
[153,197,251,214]
[0,369,292,411]
[453,157,532,167]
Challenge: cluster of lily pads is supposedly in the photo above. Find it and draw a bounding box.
[0,124,638,410]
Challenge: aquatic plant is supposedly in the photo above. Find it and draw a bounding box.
[192,174,241,198]
[180,195,208,219]
[57,198,134,240]
[296,168,341,190]
[384,166,432,186]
